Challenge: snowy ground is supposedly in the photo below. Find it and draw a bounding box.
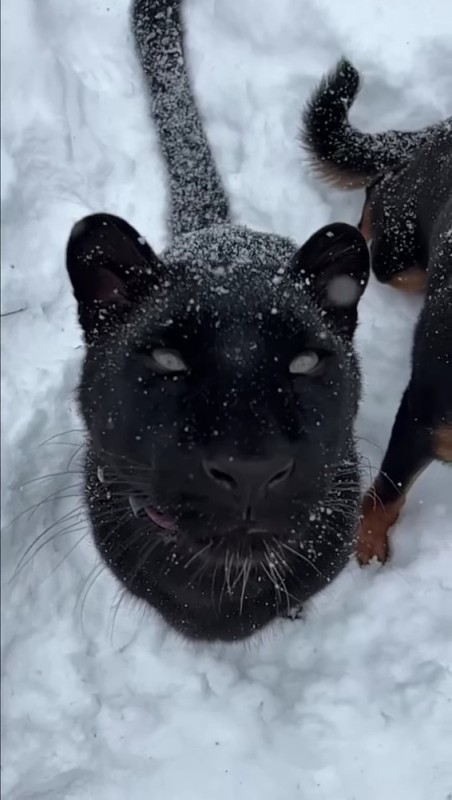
[2,0,452,798]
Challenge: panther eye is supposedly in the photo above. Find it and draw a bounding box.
[141,348,188,374]
[289,351,322,375]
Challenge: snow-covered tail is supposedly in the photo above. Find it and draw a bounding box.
[301,58,452,187]
[132,0,230,237]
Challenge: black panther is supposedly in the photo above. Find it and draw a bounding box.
[65,1,369,640]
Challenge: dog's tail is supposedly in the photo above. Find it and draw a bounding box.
[132,0,230,238]
[301,59,450,188]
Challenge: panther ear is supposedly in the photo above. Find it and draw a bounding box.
[66,213,164,340]
[290,223,369,337]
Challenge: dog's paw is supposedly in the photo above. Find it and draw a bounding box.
[356,491,405,565]
[356,523,390,565]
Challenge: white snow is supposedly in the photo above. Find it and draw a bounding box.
[2,0,452,798]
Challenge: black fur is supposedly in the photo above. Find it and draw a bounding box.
[302,58,452,560]
[365,128,452,284]
[65,1,370,640]
[363,181,452,546]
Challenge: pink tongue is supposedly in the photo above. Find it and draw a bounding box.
[145,506,177,531]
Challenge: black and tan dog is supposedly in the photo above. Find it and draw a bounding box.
[302,59,452,563]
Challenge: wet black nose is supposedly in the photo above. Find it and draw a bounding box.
[202,456,295,496]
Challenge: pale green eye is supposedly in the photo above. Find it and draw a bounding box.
[289,351,321,375]
[145,348,188,374]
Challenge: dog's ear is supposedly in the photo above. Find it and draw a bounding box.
[66,213,163,341]
[290,223,369,337]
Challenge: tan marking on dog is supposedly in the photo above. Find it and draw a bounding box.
[356,490,406,565]
[302,148,369,189]
[434,425,452,462]
[358,198,373,242]
[388,264,427,294]
[357,461,431,565]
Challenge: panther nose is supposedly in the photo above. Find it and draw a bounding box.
[202,456,295,497]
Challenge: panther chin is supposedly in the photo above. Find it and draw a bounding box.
[128,494,300,568]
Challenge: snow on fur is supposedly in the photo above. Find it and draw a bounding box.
[2,0,452,798]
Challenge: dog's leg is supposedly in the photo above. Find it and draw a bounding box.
[387,264,427,293]
[434,425,452,461]
[360,184,426,292]
[360,214,426,292]
[357,382,432,564]
[370,229,425,294]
